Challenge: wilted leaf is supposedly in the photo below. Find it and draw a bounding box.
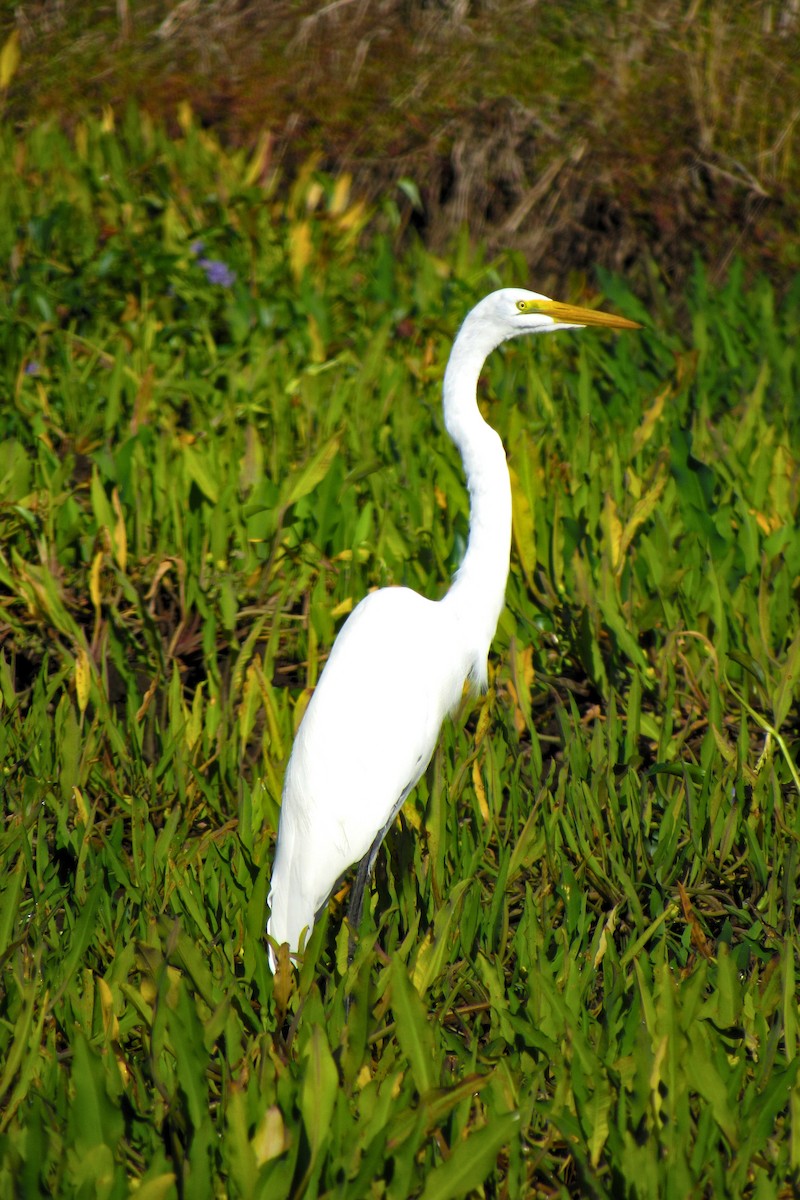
[0,31,20,92]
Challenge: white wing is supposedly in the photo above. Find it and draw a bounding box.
[267,586,472,957]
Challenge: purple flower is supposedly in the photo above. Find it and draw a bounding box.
[189,239,236,287]
[25,361,41,376]
[199,257,236,288]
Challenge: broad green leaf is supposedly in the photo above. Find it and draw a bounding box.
[390,956,436,1096]
[281,434,340,509]
[69,1032,123,1154]
[300,1024,338,1164]
[182,444,220,504]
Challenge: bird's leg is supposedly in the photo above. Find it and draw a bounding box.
[347,819,393,966]
[346,856,371,963]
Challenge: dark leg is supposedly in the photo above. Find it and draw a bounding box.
[345,775,418,970]
[347,854,372,942]
[347,818,394,965]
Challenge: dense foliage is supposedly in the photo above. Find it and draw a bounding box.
[4,2,800,292]
[0,111,798,1197]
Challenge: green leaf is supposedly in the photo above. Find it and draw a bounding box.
[419,1112,520,1200]
[182,444,219,504]
[390,956,436,1096]
[281,434,340,509]
[0,858,23,958]
[300,1024,338,1165]
[587,1074,612,1167]
[52,882,104,1004]
[167,989,211,1134]
[773,630,800,730]
[69,1031,123,1154]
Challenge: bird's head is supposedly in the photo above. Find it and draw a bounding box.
[464,287,641,346]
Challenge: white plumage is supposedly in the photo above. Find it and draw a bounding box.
[267,288,639,968]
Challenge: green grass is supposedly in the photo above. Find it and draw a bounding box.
[0,110,799,1198]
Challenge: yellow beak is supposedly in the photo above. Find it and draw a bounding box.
[519,298,642,330]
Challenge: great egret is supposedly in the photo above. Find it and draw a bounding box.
[267,288,640,970]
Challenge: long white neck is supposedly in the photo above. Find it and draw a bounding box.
[440,318,512,667]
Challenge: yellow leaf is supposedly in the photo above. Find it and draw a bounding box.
[632,386,669,455]
[289,153,323,215]
[97,977,119,1040]
[410,928,435,993]
[403,803,421,832]
[252,1105,289,1166]
[337,199,367,232]
[101,105,115,133]
[244,129,272,187]
[330,596,353,619]
[0,31,20,92]
[111,487,127,571]
[552,488,564,594]
[625,463,642,500]
[519,643,534,690]
[73,786,89,825]
[74,122,88,160]
[292,688,312,734]
[769,442,792,524]
[306,608,319,688]
[588,1075,612,1168]
[177,100,193,133]
[308,313,325,363]
[89,551,103,611]
[130,1173,176,1200]
[239,662,260,754]
[616,468,668,571]
[751,507,777,535]
[289,220,312,281]
[136,676,158,723]
[248,659,285,760]
[472,759,489,822]
[75,647,91,715]
[474,690,494,746]
[509,644,534,733]
[332,545,369,563]
[649,1034,669,1124]
[510,466,536,583]
[330,172,352,215]
[592,904,619,969]
[603,493,623,571]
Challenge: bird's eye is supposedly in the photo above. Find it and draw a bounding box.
[516,300,526,312]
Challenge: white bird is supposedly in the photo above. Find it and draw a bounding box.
[267,288,640,969]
